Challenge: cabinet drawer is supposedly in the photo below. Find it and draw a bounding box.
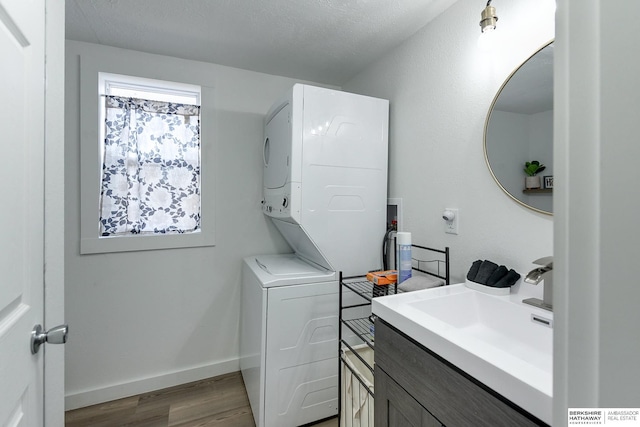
[375,319,546,427]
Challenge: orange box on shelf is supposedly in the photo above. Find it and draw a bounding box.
[366,270,398,286]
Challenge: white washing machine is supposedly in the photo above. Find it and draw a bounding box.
[240,254,339,427]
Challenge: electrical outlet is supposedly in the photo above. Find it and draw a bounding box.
[443,208,459,235]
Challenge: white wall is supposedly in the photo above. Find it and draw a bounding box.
[343,0,555,293]
[529,110,554,178]
[528,109,554,212]
[487,110,530,202]
[64,41,320,408]
[555,0,640,424]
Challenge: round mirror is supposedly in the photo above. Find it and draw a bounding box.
[484,41,554,215]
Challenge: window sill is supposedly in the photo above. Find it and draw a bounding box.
[80,230,215,255]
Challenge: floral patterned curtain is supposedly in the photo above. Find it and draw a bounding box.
[100,95,201,236]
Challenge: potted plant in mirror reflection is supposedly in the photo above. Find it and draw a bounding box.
[524,161,546,189]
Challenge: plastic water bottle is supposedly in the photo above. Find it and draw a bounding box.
[397,232,412,283]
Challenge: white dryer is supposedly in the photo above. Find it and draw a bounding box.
[262,84,389,276]
[240,254,338,427]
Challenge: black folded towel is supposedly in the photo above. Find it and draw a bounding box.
[473,260,499,285]
[466,259,521,288]
[493,269,521,288]
[466,260,482,281]
[486,265,508,287]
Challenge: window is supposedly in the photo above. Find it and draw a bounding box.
[99,74,201,237]
[80,61,215,254]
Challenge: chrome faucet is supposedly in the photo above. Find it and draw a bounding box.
[522,256,553,311]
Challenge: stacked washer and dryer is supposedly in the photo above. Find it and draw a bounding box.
[240,84,389,427]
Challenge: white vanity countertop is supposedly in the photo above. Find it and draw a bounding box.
[372,283,553,425]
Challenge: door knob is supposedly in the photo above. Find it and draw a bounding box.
[31,324,69,355]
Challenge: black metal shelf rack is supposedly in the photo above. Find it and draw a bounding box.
[337,244,450,427]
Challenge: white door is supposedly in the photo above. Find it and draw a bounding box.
[0,0,47,425]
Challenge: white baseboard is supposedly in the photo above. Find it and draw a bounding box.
[65,358,240,411]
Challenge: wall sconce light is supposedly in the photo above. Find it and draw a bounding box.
[479,0,498,33]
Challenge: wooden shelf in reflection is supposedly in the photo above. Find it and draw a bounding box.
[523,188,553,194]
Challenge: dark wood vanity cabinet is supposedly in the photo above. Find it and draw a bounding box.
[374,319,547,427]
[376,366,443,427]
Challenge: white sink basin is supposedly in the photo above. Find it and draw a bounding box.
[372,283,553,425]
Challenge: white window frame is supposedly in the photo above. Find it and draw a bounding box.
[80,57,215,254]
[100,73,201,104]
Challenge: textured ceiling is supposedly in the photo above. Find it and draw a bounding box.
[65,0,458,85]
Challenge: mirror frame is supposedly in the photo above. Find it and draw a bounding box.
[483,40,554,216]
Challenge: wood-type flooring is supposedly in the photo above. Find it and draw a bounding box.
[65,371,338,427]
